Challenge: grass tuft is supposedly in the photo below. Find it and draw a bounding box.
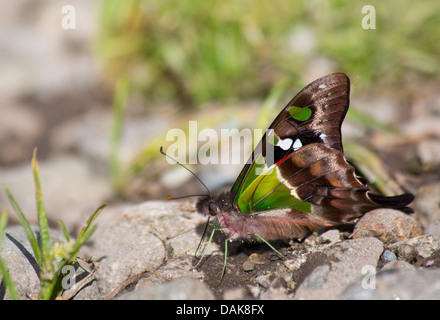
[0,150,105,300]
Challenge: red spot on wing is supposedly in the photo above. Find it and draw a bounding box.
[275,154,291,166]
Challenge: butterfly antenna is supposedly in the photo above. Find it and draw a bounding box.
[160,146,211,197]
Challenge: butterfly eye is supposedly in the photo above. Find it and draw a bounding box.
[208,202,218,216]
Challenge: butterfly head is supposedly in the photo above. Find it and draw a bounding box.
[196,191,235,219]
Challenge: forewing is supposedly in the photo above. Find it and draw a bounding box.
[232,73,351,214]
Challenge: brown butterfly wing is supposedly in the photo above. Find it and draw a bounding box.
[232,73,413,226]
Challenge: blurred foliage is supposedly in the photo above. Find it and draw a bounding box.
[96,0,440,109]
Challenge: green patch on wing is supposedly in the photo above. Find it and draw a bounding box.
[289,106,312,121]
[234,154,311,214]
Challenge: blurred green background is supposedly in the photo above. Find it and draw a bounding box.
[97,0,440,108]
[93,0,440,196]
[0,0,438,227]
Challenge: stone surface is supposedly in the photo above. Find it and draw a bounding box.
[294,237,384,300]
[2,199,440,300]
[425,219,440,238]
[0,226,83,300]
[83,200,208,298]
[0,226,42,299]
[341,269,440,300]
[414,183,440,227]
[403,234,440,259]
[351,209,423,244]
[116,277,214,300]
[381,260,415,271]
[317,229,341,245]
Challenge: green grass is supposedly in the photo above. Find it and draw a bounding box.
[0,210,20,300]
[109,76,131,190]
[0,149,105,300]
[96,0,440,108]
[94,0,440,191]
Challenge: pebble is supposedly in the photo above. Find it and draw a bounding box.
[242,259,255,272]
[404,234,440,259]
[351,208,424,244]
[3,199,440,300]
[255,274,272,288]
[396,243,418,262]
[381,250,397,262]
[283,259,303,272]
[317,229,340,244]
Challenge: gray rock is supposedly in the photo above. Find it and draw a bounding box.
[294,237,384,299]
[242,259,255,272]
[351,209,423,244]
[413,183,440,227]
[381,260,415,271]
[0,226,41,299]
[116,277,214,300]
[84,200,209,298]
[0,225,95,300]
[425,219,440,238]
[341,269,440,300]
[381,250,397,262]
[317,229,340,245]
[396,243,418,262]
[403,234,440,259]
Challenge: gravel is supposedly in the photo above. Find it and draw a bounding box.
[2,199,440,300]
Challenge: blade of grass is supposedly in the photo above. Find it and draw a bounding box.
[0,210,20,300]
[77,204,105,241]
[110,76,130,190]
[72,224,97,262]
[4,187,42,266]
[59,220,71,243]
[31,149,51,261]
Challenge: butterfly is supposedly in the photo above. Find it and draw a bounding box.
[162,73,414,281]
[195,73,414,248]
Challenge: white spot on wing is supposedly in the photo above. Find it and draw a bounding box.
[277,138,293,151]
[293,139,303,151]
[318,84,327,89]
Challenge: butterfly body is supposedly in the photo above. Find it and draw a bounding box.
[196,73,414,243]
[197,193,331,241]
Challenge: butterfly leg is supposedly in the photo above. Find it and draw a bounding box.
[251,233,287,260]
[194,225,219,268]
[219,236,233,284]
